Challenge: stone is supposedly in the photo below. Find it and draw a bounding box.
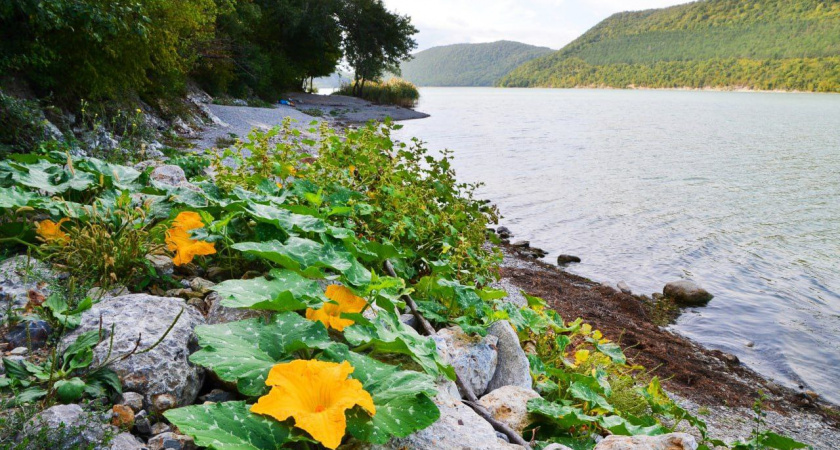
[556,255,582,265]
[399,313,418,330]
[134,160,164,172]
[511,240,530,248]
[478,386,540,434]
[151,422,173,435]
[148,432,197,450]
[663,281,713,306]
[374,390,522,450]
[199,388,237,404]
[496,226,513,239]
[543,445,574,450]
[61,294,205,413]
[145,254,174,277]
[120,392,145,413]
[111,404,135,428]
[133,411,153,436]
[488,279,527,308]
[485,321,532,394]
[5,320,52,350]
[434,326,498,397]
[19,404,114,450]
[0,255,58,323]
[109,432,148,450]
[87,285,130,300]
[205,292,268,325]
[594,433,698,450]
[617,281,632,295]
[189,277,215,294]
[150,165,200,192]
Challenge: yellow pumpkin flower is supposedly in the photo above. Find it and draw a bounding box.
[35,218,70,243]
[574,349,591,366]
[306,285,367,332]
[251,360,375,449]
[165,212,216,266]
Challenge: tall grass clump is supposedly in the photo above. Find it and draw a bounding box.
[336,78,420,107]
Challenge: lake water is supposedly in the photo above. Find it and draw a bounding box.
[393,87,840,405]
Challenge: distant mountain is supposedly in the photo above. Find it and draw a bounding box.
[313,70,354,90]
[399,41,553,87]
[500,0,840,92]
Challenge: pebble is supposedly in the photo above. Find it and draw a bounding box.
[120,392,145,413]
[9,347,27,356]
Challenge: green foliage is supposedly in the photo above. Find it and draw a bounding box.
[169,153,211,180]
[335,78,420,107]
[400,41,553,87]
[0,91,50,154]
[0,331,121,405]
[730,394,809,450]
[500,0,840,92]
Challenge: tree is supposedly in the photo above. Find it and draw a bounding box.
[340,0,417,96]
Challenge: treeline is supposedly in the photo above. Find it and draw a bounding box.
[500,0,840,92]
[399,41,553,87]
[501,56,840,92]
[0,0,415,103]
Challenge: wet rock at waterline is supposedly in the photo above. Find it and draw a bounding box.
[61,294,205,413]
[433,326,499,396]
[477,386,540,433]
[594,433,698,450]
[617,281,632,294]
[556,254,581,265]
[663,280,713,306]
[486,321,532,393]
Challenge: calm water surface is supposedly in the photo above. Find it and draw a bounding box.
[393,88,840,404]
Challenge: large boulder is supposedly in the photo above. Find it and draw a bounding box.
[205,292,269,325]
[62,294,205,413]
[375,390,523,450]
[433,326,498,396]
[150,165,200,192]
[0,256,59,323]
[478,386,540,434]
[485,321,532,394]
[594,433,698,450]
[19,404,114,450]
[663,281,713,306]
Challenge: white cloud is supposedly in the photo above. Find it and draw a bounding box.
[384,0,690,51]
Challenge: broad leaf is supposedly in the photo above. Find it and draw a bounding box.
[55,377,86,403]
[190,313,332,396]
[212,269,326,312]
[240,202,326,234]
[527,398,598,429]
[233,238,371,285]
[165,401,294,450]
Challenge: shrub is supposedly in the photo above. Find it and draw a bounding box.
[0,91,49,154]
[335,78,420,107]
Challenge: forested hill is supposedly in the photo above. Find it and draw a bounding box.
[500,0,840,92]
[399,41,553,86]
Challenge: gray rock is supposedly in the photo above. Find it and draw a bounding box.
[150,165,188,186]
[434,327,498,397]
[61,294,205,413]
[486,321,532,394]
[663,281,713,306]
[120,392,145,413]
[189,277,215,294]
[478,386,540,434]
[556,255,581,265]
[0,255,58,323]
[5,320,52,350]
[9,346,27,356]
[198,388,238,404]
[19,404,114,450]
[109,432,148,450]
[511,241,530,248]
[134,160,164,172]
[399,313,418,330]
[148,432,197,450]
[617,281,632,295]
[133,411,153,437]
[543,445,574,450]
[151,422,172,435]
[489,279,528,308]
[86,285,130,300]
[594,433,698,450]
[374,391,522,450]
[205,292,268,325]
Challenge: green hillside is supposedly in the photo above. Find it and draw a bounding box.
[500,0,840,92]
[399,41,553,86]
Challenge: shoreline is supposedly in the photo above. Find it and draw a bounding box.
[493,84,837,95]
[494,238,839,447]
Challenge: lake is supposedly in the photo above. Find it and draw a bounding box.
[393,87,840,404]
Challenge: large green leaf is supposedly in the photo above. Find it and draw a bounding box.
[240,202,327,234]
[212,269,326,312]
[321,345,440,444]
[233,238,371,285]
[190,313,332,396]
[0,159,96,194]
[344,310,455,380]
[164,401,293,450]
[568,381,613,413]
[597,415,666,436]
[75,157,141,189]
[527,398,598,429]
[589,338,627,365]
[55,377,86,403]
[0,186,36,209]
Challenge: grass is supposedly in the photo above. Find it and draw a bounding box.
[335,78,420,108]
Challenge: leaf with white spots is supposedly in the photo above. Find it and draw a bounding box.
[164,401,293,450]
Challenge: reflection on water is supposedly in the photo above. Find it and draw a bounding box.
[394,87,840,404]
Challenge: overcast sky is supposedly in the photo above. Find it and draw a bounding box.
[384,0,691,51]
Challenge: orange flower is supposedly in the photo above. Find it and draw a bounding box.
[251,360,375,449]
[165,212,216,266]
[306,285,367,332]
[35,218,70,243]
